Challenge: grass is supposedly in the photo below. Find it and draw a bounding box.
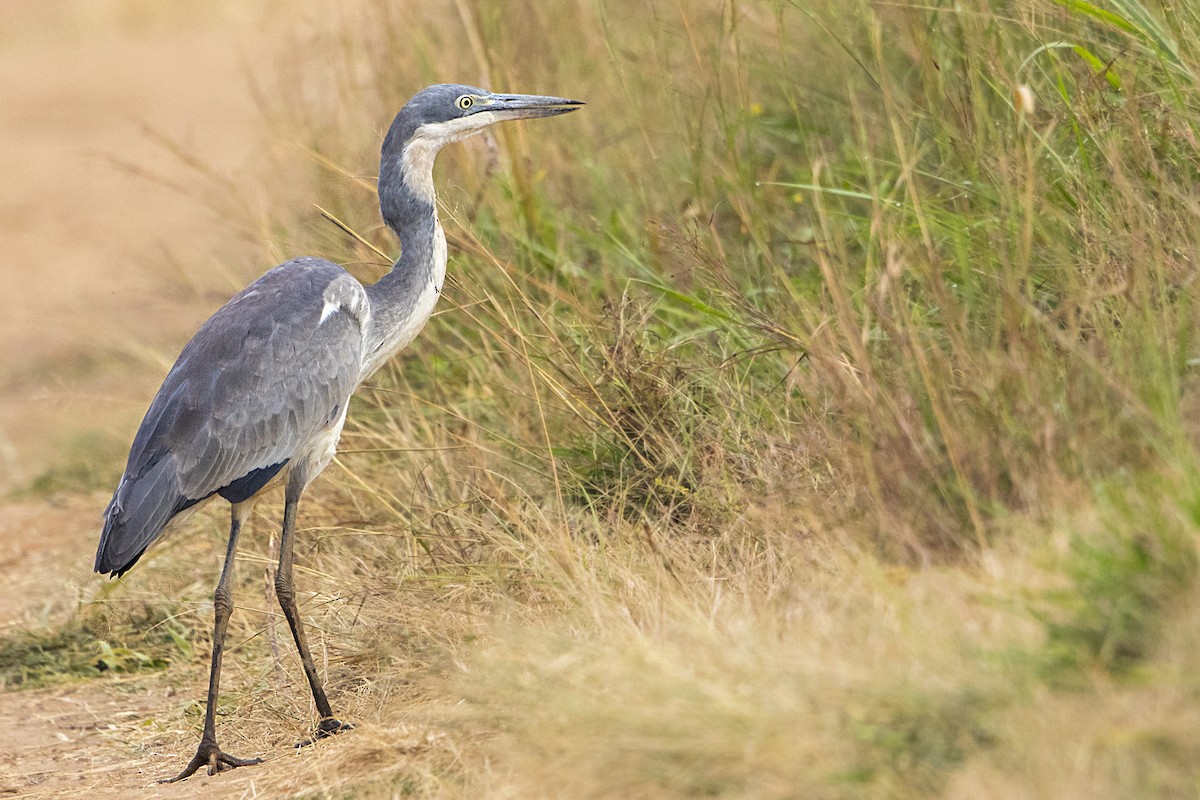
[58,0,1200,796]
[0,595,191,689]
[21,430,127,497]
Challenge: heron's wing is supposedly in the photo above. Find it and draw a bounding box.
[96,257,369,576]
[169,266,367,498]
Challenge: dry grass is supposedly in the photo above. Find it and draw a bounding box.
[20,0,1200,796]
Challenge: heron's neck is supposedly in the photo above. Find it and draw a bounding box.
[362,140,447,379]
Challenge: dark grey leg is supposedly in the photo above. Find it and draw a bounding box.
[274,477,352,744]
[162,504,264,782]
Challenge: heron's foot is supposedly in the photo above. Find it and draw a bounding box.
[295,717,355,748]
[159,740,264,783]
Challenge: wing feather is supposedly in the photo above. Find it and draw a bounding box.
[96,258,369,576]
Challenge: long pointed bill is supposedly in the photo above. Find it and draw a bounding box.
[483,93,585,120]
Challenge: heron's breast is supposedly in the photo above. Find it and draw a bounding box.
[318,276,371,336]
[431,221,448,295]
[298,401,351,485]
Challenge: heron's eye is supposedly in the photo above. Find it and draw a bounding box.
[456,95,475,111]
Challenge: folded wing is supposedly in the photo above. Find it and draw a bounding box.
[96,258,367,576]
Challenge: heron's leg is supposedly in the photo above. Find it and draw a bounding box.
[274,478,353,743]
[162,504,264,783]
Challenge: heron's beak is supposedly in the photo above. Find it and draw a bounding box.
[484,93,585,120]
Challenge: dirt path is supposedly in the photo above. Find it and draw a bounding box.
[0,496,400,800]
[0,676,408,799]
[0,3,386,797]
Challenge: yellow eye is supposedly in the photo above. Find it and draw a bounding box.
[456,95,475,110]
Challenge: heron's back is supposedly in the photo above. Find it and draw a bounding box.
[96,257,367,576]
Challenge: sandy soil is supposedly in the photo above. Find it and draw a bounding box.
[0,3,370,796]
[0,1,306,490]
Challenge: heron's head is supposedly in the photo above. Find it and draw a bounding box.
[394,83,583,149]
[380,84,581,227]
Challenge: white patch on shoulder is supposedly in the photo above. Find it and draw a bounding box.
[319,297,340,324]
[319,275,371,336]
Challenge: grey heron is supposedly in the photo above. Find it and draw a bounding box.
[94,83,582,782]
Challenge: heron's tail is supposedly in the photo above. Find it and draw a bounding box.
[95,454,192,577]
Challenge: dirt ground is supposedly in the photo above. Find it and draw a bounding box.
[0,3,370,796]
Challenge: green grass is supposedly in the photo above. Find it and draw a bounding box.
[0,598,192,689]
[22,430,127,497]
[1037,469,1200,681]
[68,0,1200,796]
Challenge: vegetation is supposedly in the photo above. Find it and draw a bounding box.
[12,0,1200,796]
[0,595,190,689]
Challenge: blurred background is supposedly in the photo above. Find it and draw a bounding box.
[0,1,302,491]
[2,0,1200,797]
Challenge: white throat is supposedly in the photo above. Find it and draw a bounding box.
[398,113,500,205]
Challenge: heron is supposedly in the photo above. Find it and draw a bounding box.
[94,83,582,782]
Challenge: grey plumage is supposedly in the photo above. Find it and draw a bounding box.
[97,258,363,576]
[95,83,581,782]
